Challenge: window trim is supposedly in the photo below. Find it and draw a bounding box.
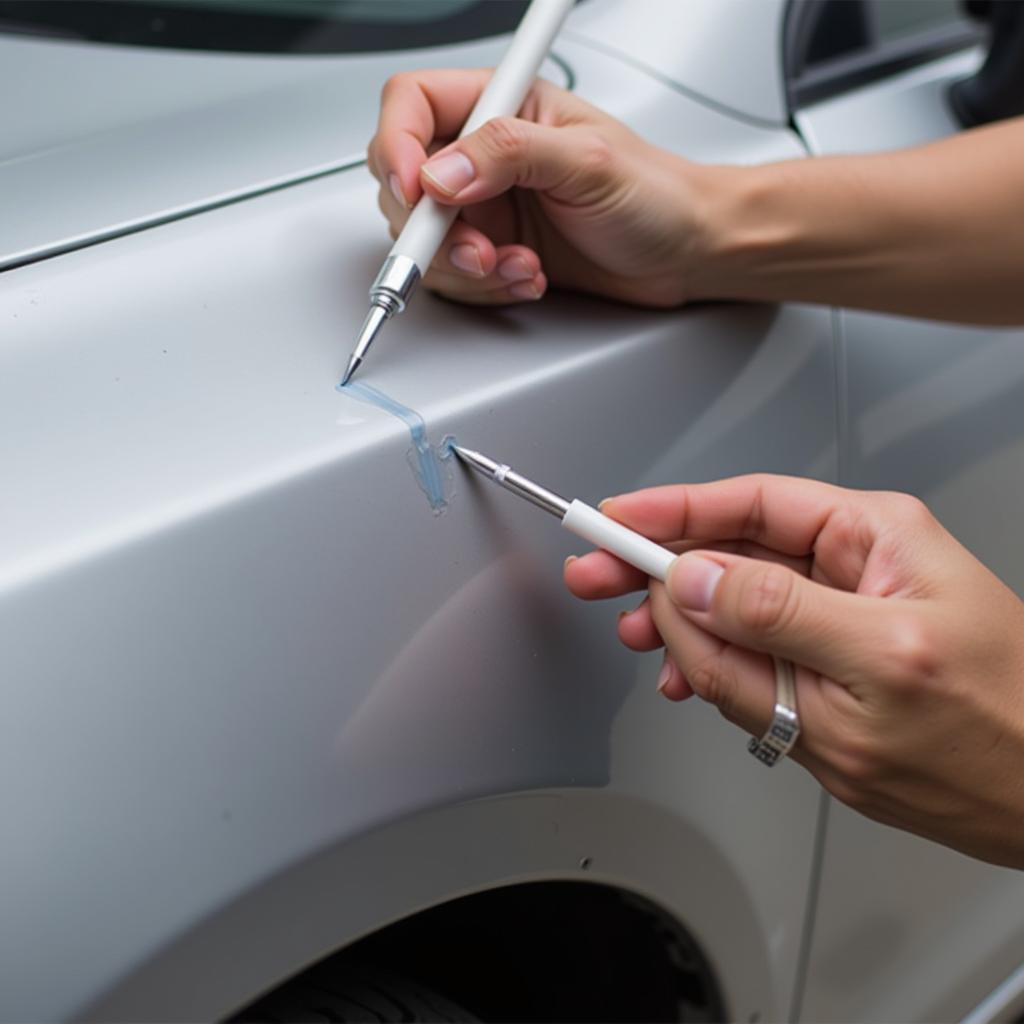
[785,1,984,110]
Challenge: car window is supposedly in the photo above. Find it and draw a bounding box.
[872,0,964,45]
[0,0,535,53]
[785,0,982,107]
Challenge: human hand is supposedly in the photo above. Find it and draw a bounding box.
[565,475,1024,868]
[366,69,711,307]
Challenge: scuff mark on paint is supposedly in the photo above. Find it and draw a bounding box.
[338,380,455,514]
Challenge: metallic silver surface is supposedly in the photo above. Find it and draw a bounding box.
[369,253,422,316]
[747,657,799,767]
[2,8,1017,1024]
[796,48,1024,1024]
[0,40,569,271]
[453,445,572,517]
[0,37,825,1019]
[565,0,788,125]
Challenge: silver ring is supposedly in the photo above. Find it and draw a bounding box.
[747,657,800,767]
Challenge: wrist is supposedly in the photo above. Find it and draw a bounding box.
[684,160,802,305]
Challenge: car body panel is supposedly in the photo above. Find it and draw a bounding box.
[1,33,833,1021]
[795,49,1024,1024]
[565,0,788,125]
[0,34,568,271]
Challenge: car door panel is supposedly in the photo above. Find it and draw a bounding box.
[795,48,1024,1024]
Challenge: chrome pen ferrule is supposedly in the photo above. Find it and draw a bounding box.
[369,254,421,316]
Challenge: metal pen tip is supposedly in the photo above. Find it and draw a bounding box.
[340,355,361,387]
[341,302,390,386]
[450,444,497,476]
[450,444,570,517]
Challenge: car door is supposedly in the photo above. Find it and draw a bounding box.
[787,2,1024,1021]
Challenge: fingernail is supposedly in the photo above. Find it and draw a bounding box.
[388,173,406,208]
[564,555,577,570]
[450,243,484,276]
[668,554,724,612]
[497,256,533,282]
[421,151,476,195]
[657,655,673,693]
[598,498,615,513]
[509,281,541,300]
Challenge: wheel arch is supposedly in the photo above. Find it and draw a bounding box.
[81,789,779,1022]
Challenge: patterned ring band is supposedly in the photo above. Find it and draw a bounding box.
[747,657,800,767]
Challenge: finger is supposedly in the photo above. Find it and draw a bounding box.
[565,549,647,600]
[371,68,495,206]
[649,582,778,734]
[600,475,862,558]
[664,549,924,687]
[649,584,849,763]
[655,652,695,702]
[378,182,541,286]
[419,118,623,207]
[434,240,543,285]
[432,223,498,279]
[565,541,811,602]
[422,267,547,305]
[617,598,662,651]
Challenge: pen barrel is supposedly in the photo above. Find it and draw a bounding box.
[458,0,575,136]
[390,200,460,275]
[561,500,677,583]
[388,0,574,274]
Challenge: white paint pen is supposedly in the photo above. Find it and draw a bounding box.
[340,0,576,385]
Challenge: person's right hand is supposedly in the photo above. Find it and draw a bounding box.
[366,69,710,308]
[565,475,1024,869]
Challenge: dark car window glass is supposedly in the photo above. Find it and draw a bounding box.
[873,0,964,45]
[786,0,982,107]
[0,0,535,53]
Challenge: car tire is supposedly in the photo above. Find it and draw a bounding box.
[233,964,479,1023]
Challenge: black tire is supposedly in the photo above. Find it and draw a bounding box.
[232,964,479,1023]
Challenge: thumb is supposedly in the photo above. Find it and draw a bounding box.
[419,117,617,205]
[666,551,905,684]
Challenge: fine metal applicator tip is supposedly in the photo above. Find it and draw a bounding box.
[341,303,390,386]
[339,358,360,388]
[451,444,570,517]
[450,444,498,477]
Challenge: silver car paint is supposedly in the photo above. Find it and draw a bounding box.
[795,50,1024,1024]
[2,3,1021,1022]
[1,27,829,1021]
[565,0,789,125]
[0,34,569,270]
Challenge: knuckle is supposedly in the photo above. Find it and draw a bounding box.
[733,563,798,637]
[830,733,886,792]
[687,655,739,719]
[823,774,868,814]
[576,133,613,177]
[885,491,935,531]
[380,71,412,102]
[820,734,890,810]
[479,116,527,160]
[365,139,380,178]
[885,613,940,689]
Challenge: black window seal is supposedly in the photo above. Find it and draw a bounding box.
[786,5,985,111]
